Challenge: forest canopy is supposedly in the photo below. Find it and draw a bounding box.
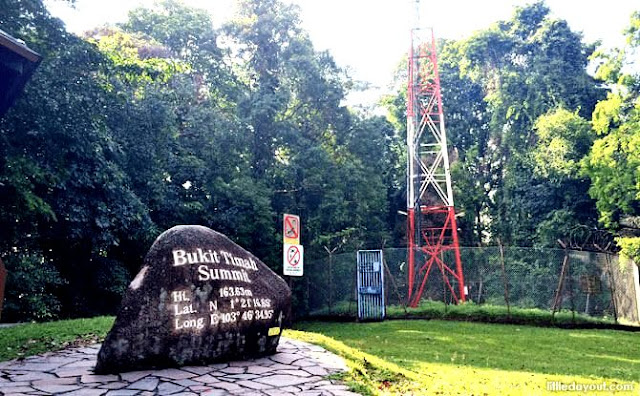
[0,0,638,321]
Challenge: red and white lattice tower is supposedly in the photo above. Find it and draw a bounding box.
[406,21,466,307]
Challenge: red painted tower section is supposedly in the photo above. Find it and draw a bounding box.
[406,27,466,307]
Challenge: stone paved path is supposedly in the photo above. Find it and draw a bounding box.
[0,337,360,395]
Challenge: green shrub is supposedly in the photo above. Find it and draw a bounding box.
[616,237,640,264]
[89,257,131,315]
[2,252,65,322]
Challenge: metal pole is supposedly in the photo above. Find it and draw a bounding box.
[324,245,337,315]
[498,239,511,316]
[450,208,466,302]
[552,247,569,317]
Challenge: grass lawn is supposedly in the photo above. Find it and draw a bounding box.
[0,316,113,361]
[1,316,637,395]
[290,320,640,395]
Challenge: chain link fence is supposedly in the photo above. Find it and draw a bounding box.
[290,247,640,324]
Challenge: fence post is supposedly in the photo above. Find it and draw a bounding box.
[476,268,483,304]
[498,239,511,317]
[443,256,449,306]
[323,246,338,315]
[0,258,6,321]
[305,276,310,317]
[601,249,619,323]
[631,259,640,323]
[566,250,576,323]
[349,263,357,316]
[552,241,569,319]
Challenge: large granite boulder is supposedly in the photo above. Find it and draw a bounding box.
[95,225,291,374]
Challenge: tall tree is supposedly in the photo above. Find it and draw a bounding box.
[444,2,602,246]
[583,10,640,258]
[1,0,158,317]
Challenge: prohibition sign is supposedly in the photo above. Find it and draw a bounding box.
[285,217,298,238]
[283,214,300,245]
[287,245,301,266]
[283,243,304,276]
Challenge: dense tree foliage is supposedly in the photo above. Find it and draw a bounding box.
[445,2,603,247]
[583,11,640,260]
[0,0,396,320]
[0,0,638,320]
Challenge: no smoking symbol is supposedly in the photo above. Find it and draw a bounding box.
[287,246,301,266]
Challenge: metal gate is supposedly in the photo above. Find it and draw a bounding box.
[357,250,385,321]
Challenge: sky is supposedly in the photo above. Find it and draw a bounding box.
[45,0,638,107]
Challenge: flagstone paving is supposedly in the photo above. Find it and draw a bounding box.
[0,338,360,395]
